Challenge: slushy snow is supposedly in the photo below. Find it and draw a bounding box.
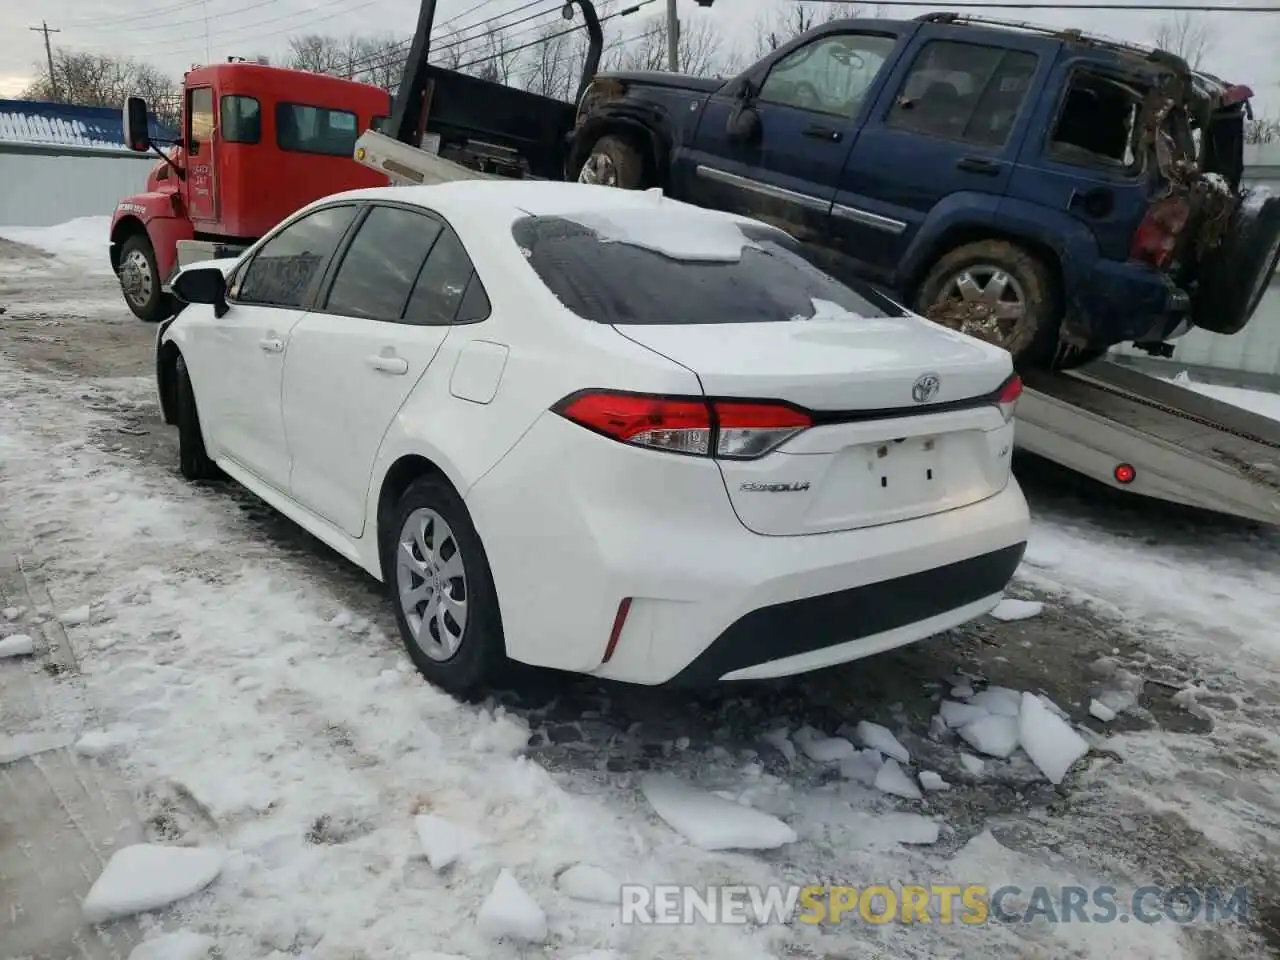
[874,758,922,800]
[852,721,910,763]
[475,869,547,942]
[641,774,797,850]
[82,844,224,923]
[990,598,1044,621]
[957,714,1020,759]
[1018,692,1089,784]
[74,726,137,758]
[557,863,623,904]
[414,813,486,870]
[0,633,35,657]
[127,931,216,960]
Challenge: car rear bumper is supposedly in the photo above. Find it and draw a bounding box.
[1071,259,1190,346]
[466,412,1030,685]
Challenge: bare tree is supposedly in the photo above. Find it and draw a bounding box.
[522,23,575,99]
[747,2,881,60]
[22,49,176,112]
[621,13,722,76]
[1151,12,1214,70]
[1246,117,1280,145]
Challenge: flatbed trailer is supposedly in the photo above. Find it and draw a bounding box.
[352,129,1280,526]
[1017,360,1280,524]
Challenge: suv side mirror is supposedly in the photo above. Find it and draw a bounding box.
[123,96,151,152]
[172,266,229,317]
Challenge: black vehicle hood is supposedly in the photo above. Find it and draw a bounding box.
[594,70,724,94]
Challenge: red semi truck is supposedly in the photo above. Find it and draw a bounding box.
[111,61,390,322]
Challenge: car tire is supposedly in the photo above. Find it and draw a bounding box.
[174,353,222,482]
[576,134,648,189]
[914,240,1063,370]
[384,474,506,696]
[1191,189,1280,336]
[118,233,175,323]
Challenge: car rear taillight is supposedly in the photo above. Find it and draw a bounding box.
[553,390,811,459]
[994,374,1022,422]
[1130,196,1191,269]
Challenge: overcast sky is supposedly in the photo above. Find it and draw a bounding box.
[1,0,1276,114]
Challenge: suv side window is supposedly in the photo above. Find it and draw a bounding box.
[324,205,444,321]
[233,205,358,308]
[404,227,490,325]
[887,41,1038,147]
[757,33,899,119]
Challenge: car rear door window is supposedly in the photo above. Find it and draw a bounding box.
[511,215,898,324]
[887,41,1038,147]
[758,33,899,119]
[233,204,358,308]
[324,206,443,321]
[404,228,488,325]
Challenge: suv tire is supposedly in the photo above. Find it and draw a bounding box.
[915,240,1063,370]
[1191,190,1280,336]
[576,134,648,190]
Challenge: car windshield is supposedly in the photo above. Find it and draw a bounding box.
[510,212,898,325]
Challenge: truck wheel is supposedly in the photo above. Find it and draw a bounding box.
[914,240,1062,369]
[383,474,507,697]
[174,354,222,482]
[576,134,648,190]
[118,233,173,323]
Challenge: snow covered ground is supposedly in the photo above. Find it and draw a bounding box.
[2,224,1279,959]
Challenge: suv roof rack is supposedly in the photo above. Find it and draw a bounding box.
[913,11,1190,71]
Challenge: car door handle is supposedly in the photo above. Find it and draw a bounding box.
[956,156,1001,176]
[258,337,284,353]
[367,354,408,375]
[803,124,843,142]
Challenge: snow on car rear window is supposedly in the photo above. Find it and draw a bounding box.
[510,213,898,325]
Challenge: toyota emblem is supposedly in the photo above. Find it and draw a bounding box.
[912,373,941,403]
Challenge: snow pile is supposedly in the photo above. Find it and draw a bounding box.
[0,217,114,275]
[1167,371,1280,423]
[475,869,547,942]
[641,774,797,850]
[82,844,224,923]
[414,814,487,870]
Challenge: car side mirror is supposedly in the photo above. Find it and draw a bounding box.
[172,266,229,318]
[123,96,151,152]
[726,102,761,143]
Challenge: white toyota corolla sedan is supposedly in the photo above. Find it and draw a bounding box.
[158,180,1030,694]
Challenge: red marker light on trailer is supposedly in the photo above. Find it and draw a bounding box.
[1114,463,1136,484]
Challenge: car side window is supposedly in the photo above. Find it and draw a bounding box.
[887,41,1039,147]
[404,227,489,325]
[757,33,899,119]
[232,205,358,309]
[324,206,444,321]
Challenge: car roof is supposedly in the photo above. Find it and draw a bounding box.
[326,180,777,231]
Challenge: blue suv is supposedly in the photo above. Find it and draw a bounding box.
[569,13,1280,370]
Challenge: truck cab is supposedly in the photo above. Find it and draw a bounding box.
[111,61,390,322]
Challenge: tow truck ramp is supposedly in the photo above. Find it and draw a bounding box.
[1016,361,1280,524]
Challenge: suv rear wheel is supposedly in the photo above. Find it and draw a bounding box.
[576,134,648,190]
[915,239,1063,369]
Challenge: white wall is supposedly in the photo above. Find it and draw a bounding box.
[0,146,156,227]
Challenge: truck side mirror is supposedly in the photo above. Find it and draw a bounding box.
[123,96,151,152]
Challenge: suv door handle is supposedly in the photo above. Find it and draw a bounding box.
[367,354,408,375]
[258,337,283,353]
[956,156,1001,176]
[803,124,843,142]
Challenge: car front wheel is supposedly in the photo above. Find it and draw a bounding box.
[385,475,506,695]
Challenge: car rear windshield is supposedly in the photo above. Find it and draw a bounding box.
[510,214,899,325]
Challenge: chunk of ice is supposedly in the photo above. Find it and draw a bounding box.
[919,770,951,792]
[476,869,547,943]
[957,714,1019,759]
[0,634,35,658]
[838,750,882,786]
[82,844,224,924]
[1089,700,1117,722]
[641,775,797,850]
[959,753,985,777]
[1018,692,1088,784]
[852,721,909,763]
[414,814,486,870]
[127,931,216,960]
[939,700,988,728]
[990,598,1044,621]
[798,734,855,763]
[557,863,622,904]
[874,758,921,800]
[968,686,1022,717]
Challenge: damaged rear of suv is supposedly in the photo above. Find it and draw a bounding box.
[568,12,1280,370]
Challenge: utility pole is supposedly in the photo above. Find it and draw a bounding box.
[29,21,61,101]
[665,0,678,71]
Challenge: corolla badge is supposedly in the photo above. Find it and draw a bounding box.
[912,373,941,403]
